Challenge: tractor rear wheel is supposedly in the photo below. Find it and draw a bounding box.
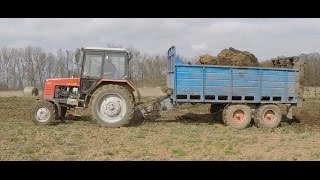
[32,100,56,125]
[90,85,134,128]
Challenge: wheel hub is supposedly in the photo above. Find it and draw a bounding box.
[36,108,50,122]
[264,110,275,123]
[233,109,245,123]
[97,93,127,123]
[103,97,121,117]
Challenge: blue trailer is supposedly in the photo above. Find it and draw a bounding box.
[144,46,301,129]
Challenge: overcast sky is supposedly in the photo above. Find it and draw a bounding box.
[0,18,319,61]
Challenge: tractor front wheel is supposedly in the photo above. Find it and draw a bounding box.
[32,100,56,125]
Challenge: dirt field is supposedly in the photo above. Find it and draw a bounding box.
[1,88,320,160]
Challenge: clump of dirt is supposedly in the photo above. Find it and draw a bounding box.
[294,100,320,128]
[196,47,259,67]
[197,54,220,65]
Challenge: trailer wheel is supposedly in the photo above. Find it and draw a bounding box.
[254,104,281,128]
[223,104,252,129]
[90,84,134,128]
[32,100,56,125]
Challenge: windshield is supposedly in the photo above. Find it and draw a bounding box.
[103,54,126,79]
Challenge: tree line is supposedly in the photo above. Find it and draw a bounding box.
[1,44,320,90]
[0,45,167,90]
[0,46,79,90]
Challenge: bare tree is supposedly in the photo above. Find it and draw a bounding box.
[13,48,26,89]
[46,52,55,79]
[33,47,47,87]
[0,46,15,87]
[23,46,37,86]
[56,49,66,78]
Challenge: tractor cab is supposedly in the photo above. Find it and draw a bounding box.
[76,47,131,95]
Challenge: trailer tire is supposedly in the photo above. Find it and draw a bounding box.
[223,104,252,129]
[32,100,56,125]
[254,104,281,128]
[90,84,134,128]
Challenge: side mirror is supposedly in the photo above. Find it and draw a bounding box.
[75,49,80,64]
[75,49,83,65]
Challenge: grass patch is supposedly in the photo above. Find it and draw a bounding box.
[136,133,146,139]
[104,150,115,156]
[20,146,39,155]
[214,141,225,150]
[224,146,239,156]
[65,150,76,156]
[172,149,187,157]
[9,137,19,143]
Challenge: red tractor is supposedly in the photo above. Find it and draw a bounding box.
[32,47,143,128]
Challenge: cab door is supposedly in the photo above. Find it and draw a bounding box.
[80,52,104,95]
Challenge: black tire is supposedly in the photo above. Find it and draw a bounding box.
[223,104,252,129]
[254,104,281,128]
[210,104,225,122]
[61,107,67,118]
[131,92,136,104]
[89,84,134,128]
[32,100,56,125]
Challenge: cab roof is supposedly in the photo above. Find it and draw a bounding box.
[83,47,128,53]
